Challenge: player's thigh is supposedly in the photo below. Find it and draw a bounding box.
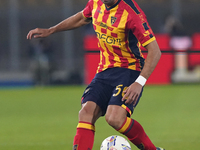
[81,80,113,116]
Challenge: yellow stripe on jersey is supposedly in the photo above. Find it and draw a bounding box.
[92,0,98,18]
[93,4,110,71]
[92,2,105,31]
[142,36,156,47]
[117,9,128,43]
[106,7,118,27]
[77,122,95,131]
[105,5,121,68]
[116,10,133,64]
[117,117,132,133]
[101,43,111,69]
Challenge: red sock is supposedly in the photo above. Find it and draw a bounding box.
[117,118,156,150]
[73,121,95,150]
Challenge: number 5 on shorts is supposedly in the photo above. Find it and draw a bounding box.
[113,84,127,97]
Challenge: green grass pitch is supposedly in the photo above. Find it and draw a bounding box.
[0,84,200,150]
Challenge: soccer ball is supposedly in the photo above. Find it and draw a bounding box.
[100,135,131,150]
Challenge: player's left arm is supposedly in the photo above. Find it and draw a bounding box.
[27,11,91,39]
[140,40,161,79]
[122,40,161,104]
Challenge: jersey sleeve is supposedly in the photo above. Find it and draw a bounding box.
[82,0,93,19]
[129,13,156,47]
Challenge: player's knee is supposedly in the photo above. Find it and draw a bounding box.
[105,114,122,129]
[78,107,93,121]
[78,101,102,123]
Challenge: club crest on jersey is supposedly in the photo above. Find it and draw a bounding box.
[111,16,117,25]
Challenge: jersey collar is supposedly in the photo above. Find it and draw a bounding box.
[105,0,121,11]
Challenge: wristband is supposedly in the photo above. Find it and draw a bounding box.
[135,75,147,86]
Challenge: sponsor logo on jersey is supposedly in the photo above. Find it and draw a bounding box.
[94,20,114,31]
[96,32,122,46]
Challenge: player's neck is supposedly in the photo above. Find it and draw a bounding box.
[105,0,118,8]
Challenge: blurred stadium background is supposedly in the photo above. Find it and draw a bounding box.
[0,0,200,150]
[0,0,200,86]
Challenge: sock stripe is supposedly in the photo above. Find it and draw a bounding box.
[123,119,134,135]
[117,117,133,133]
[77,122,95,131]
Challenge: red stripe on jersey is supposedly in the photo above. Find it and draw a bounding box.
[98,47,106,72]
[135,58,141,71]
[94,7,100,19]
[97,0,103,6]
[94,2,103,19]
[112,6,122,28]
[102,9,109,23]
[93,25,96,30]
[104,44,115,68]
[112,45,129,68]
[82,0,94,18]
[113,7,132,69]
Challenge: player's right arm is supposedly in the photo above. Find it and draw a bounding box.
[27,11,91,39]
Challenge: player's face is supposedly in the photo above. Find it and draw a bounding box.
[101,0,117,7]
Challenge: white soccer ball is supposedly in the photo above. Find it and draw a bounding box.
[100,135,131,150]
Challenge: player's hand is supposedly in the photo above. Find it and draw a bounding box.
[27,28,52,40]
[122,82,143,105]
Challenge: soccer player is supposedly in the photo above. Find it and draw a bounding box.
[27,0,164,149]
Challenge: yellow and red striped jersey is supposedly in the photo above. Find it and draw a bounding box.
[83,0,156,73]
